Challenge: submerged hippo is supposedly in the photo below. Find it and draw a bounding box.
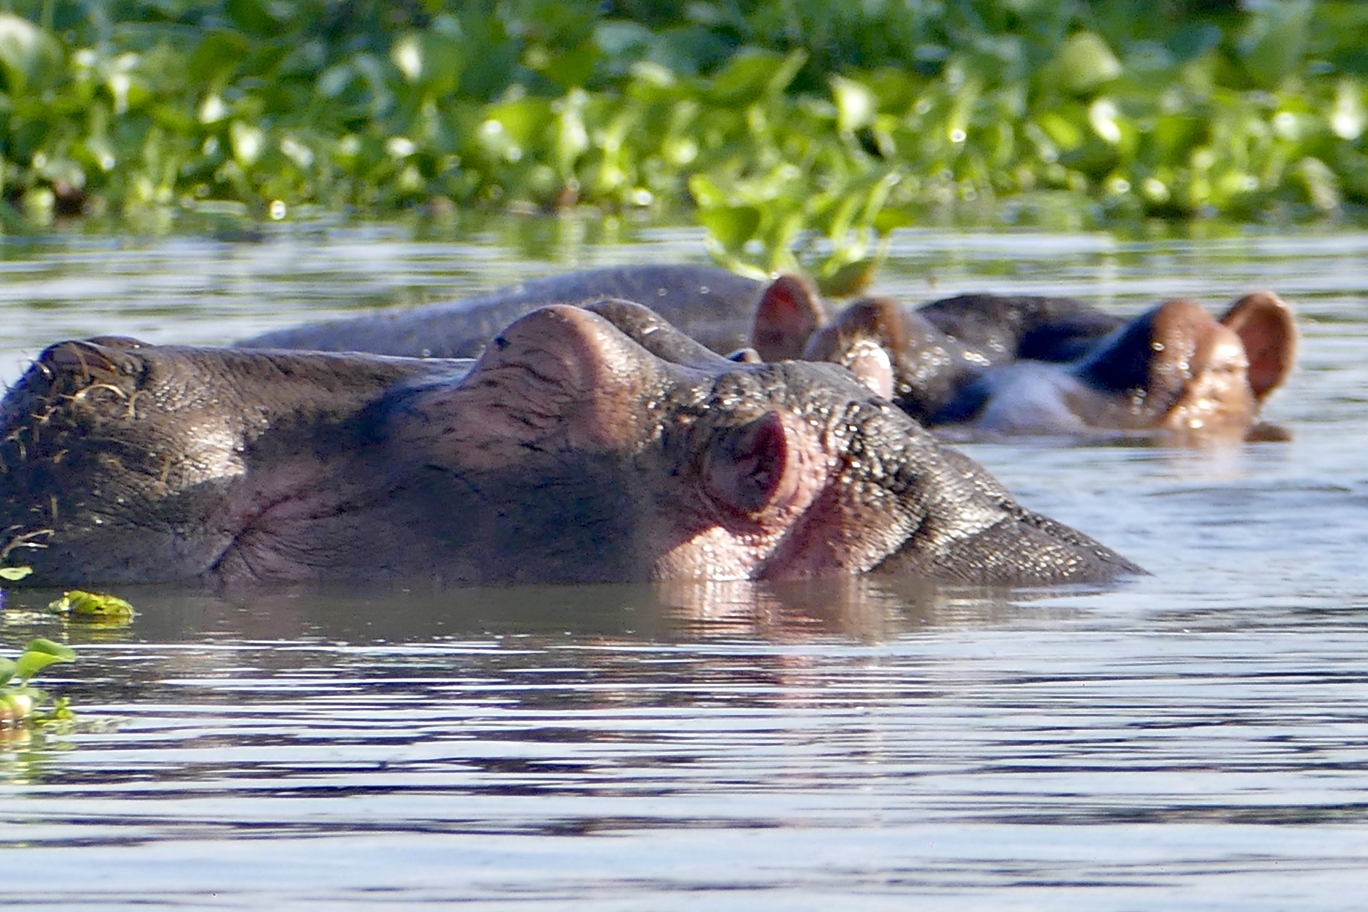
[0,301,1139,587]
[243,265,1295,440]
[242,263,783,358]
[801,289,1296,438]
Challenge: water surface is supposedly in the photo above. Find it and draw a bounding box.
[2,220,1367,909]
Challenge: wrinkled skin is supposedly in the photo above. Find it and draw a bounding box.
[0,301,1139,587]
[245,265,1294,440]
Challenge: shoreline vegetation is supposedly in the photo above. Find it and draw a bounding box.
[1,1,1366,277]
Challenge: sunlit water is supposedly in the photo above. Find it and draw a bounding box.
[2,218,1368,909]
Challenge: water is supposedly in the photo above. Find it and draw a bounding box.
[3,218,1368,908]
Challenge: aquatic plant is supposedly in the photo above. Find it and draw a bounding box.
[47,589,137,624]
[0,638,75,726]
[0,1,1366,274]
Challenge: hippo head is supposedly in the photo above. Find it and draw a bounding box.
[756,287,1296,439]
[1067,291,1296,434]
[0,301,1139,587]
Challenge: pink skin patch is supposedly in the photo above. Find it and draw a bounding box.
[654,410,839,580]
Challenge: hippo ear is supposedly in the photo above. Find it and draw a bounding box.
[1218,291,1296,402]
[801,297,908,398]
[750,275,825,362]
[702,411,798,517]
[802,297,908,361]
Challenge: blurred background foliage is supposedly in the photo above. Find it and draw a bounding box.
[0,0,1366,277]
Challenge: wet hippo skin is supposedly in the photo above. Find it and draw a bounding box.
[244,265,1294,439]
[0,301,1139,587]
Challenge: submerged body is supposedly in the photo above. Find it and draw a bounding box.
[0,301,1138,588]
[246,265,1295,440]
[242,264,776,358]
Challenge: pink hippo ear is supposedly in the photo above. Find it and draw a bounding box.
[702,411,799,517]
[1218,291,1296,402]
[750,275,826,362]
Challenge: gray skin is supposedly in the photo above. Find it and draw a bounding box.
[242,264,771,358]
[0,300,1140,588]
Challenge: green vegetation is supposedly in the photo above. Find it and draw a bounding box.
[47,589,136,623]
[2,1,1368,273]
[0,638,75,726]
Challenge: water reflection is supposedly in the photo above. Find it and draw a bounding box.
[5,576,1071,646]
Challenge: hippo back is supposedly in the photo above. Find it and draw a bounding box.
[239,264,767,359]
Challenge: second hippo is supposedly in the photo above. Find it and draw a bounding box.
[242,264,1295,440]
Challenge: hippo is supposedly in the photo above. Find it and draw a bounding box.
[241,264,799,360]
[802,289,1296,438]
[242,265,1295,440]
[0,300,1139,587]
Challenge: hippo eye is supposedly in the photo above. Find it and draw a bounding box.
[702,411,794,516]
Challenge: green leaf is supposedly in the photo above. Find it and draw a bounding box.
[487,97,554,149]
[13,638,75,683]
[0,657,14,686]
[697,204,761,252]
[540,45,599,91]
[189,29,252,85]
[13,652,68,681]
[1053,31,1121,95]
[687,173,728,208]
[0,13,64,96]
[818,256,881,297]
[391,29,465,96]
[24,638,76,660]
[1237,0,1311,90]
[226,0,279,35]
[831,75,877,133]
[709,48,806,104]
[0,566,32,581]
[872,207,915,236]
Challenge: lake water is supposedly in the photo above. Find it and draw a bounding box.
[2,217,1368,909]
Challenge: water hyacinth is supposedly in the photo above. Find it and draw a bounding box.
[0,1,1365,271]
[0,638,75,726]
